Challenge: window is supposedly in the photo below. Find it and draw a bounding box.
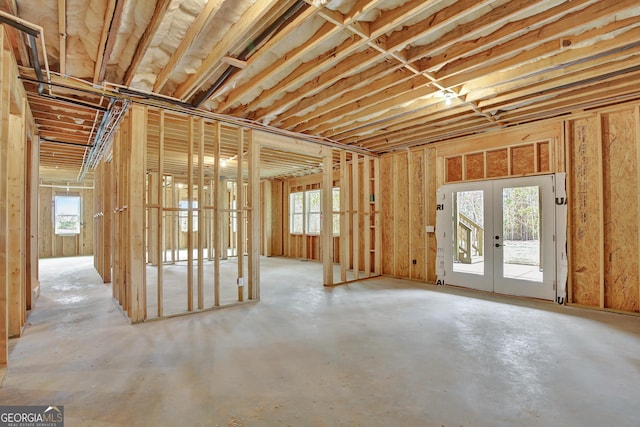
[332,187,340,235]
[55,195,81,235]
[178,200,198,232]
[289,192,304,234]
[288,188,341,235]
[306,190,321,234]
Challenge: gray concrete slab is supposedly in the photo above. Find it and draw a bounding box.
[1,256,639,426]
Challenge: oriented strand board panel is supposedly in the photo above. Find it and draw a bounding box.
[568,117,601,306]
[410,150,426,281]
[270,179,283,256]
[38,187,53,257]
[487,149,508,178]
[511,144,535,175]
[427,148,438,283]
[446,156,462,182]
[465,152,484,180]
[395,153,410,278]
[380,155,394,275]
[602,110,639,312]
[436,121,562,158]
[537,141,550,172]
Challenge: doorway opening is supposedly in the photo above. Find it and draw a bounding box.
[438,175,556,300]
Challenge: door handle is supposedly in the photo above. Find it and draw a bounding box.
[495,243,502,247]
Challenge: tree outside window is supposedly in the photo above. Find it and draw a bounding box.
[178,200,198,232]
[55,195,81,235]
[289,192,304,234]
[289,188,341,235]
[306,190,321,234]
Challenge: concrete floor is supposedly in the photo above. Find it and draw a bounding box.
[145,255,359,319]
[1,256,640,427]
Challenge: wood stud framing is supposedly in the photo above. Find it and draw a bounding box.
[213,122,221,307]
[157,111,164,316]
[322,147,333,286]
[596,113,605,309]
[101,108,303,321]
[249,132,260,300]
[0,30,10,373]
[277,150,381,285]
[236,128,244,302]
[1,28,39,377]
[187,116,194,311]
[339,151,349,282]
[4,4,640,381]
[352,154,360,280]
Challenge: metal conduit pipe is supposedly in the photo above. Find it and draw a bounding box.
[0,11,51,94]
[39,184,94,189]
[22,74,376,157]
[26,34,44,94]
[193,0,309,108]
[77,97,121,180]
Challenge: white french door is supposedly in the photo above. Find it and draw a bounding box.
[440,175,556,300]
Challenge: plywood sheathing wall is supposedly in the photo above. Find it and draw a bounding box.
[567,109,640,312]
[601,110,639,312]
[377,106,640,314]
[380,150,431,282]
[38,184,94,258]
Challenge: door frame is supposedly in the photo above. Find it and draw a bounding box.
[438,175,556,300]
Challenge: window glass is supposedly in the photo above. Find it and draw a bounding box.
[289,192,304,233]
[55,195,81,235]
[179,200,198,232]
[306,190,321,234]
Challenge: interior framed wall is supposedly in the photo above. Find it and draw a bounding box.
[0,25,40,378]
[274,152,381,284]
[93,103,367,321]
[93,106,259,321]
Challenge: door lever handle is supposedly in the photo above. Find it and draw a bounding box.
[495,243,502,247]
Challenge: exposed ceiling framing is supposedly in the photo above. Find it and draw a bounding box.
[2,0,640,182]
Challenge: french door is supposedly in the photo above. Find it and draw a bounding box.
[440,175,556,300]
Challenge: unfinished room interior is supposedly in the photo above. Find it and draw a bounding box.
[1,0,640,425]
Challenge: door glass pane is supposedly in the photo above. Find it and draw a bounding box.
[452,190,485,275]
[501,186,542,282]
